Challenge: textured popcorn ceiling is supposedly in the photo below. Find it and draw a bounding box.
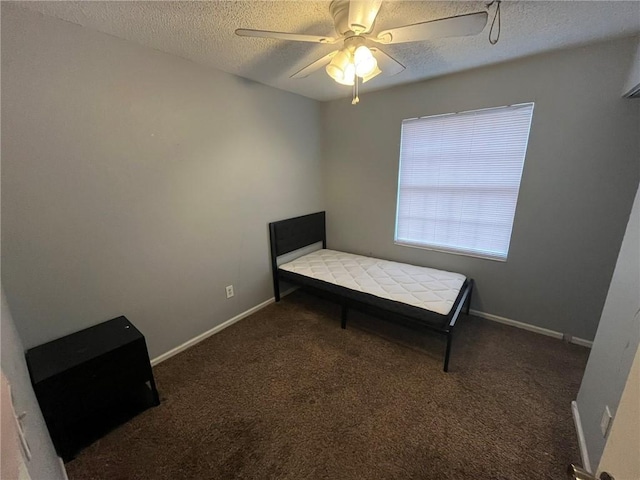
[15,1,640,101]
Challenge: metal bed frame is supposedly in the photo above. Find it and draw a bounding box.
[269,211,474,372]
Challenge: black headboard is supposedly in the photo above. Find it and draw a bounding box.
[269,212,326,301]
[269,211,326,257]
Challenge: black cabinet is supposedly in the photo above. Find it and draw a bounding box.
[25,316,160,460]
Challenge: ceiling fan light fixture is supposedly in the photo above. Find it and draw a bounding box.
[354,45,377,77]
[343,62,356,84]
[361,64,382,83]
[326,49,351,83]
[326,45,378,85]
[332,61,355,86]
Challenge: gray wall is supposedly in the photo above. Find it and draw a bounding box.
[1,288,66,480]
[576,184,640,469]
[321,37,640,341]
[623,41,639,96]
[1,5,324,357]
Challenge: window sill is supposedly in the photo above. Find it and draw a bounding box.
[394,241,508,262]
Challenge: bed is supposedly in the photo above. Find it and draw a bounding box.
[269,211,474,372]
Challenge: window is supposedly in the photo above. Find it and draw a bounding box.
[395,103,534,261]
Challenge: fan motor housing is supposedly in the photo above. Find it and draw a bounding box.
[343,34,367,53]
[330,0,375,36]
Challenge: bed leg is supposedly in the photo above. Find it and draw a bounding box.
[443,332,453,372]
[272,273,281,302]
[341,304,348,329]
[465,280,473,315]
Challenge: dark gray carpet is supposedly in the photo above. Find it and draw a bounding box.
[66,291,589,479]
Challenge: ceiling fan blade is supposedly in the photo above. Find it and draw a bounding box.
[291,51,339,79]
[235,29,337,44]
[375,11,488,44]
[348,0,383,34]
[370,47,405,76]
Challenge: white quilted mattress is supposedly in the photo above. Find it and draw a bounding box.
[279,249,466,316]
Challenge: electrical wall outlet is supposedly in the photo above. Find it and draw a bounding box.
[600,405,612,437]
[225,285,234,299]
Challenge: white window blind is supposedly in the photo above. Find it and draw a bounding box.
[395,103,534,261]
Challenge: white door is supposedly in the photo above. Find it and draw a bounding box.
[596,338,640,480]
[571,185,640,480]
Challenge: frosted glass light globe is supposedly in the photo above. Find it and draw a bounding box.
[354,46,377,77]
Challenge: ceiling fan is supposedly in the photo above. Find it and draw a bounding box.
[236,0,490,103]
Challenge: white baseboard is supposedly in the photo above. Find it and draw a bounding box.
[150,298,273,366]
[469,309,593,348]
[150,293,592,368]
[150,287,297,366]
[570,337,594,348]
[58,456,69,480]
[571,400,592,473]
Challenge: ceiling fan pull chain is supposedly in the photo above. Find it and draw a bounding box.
[352,76,360,105]
[352,79,356,104]
[488,0,501,45]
